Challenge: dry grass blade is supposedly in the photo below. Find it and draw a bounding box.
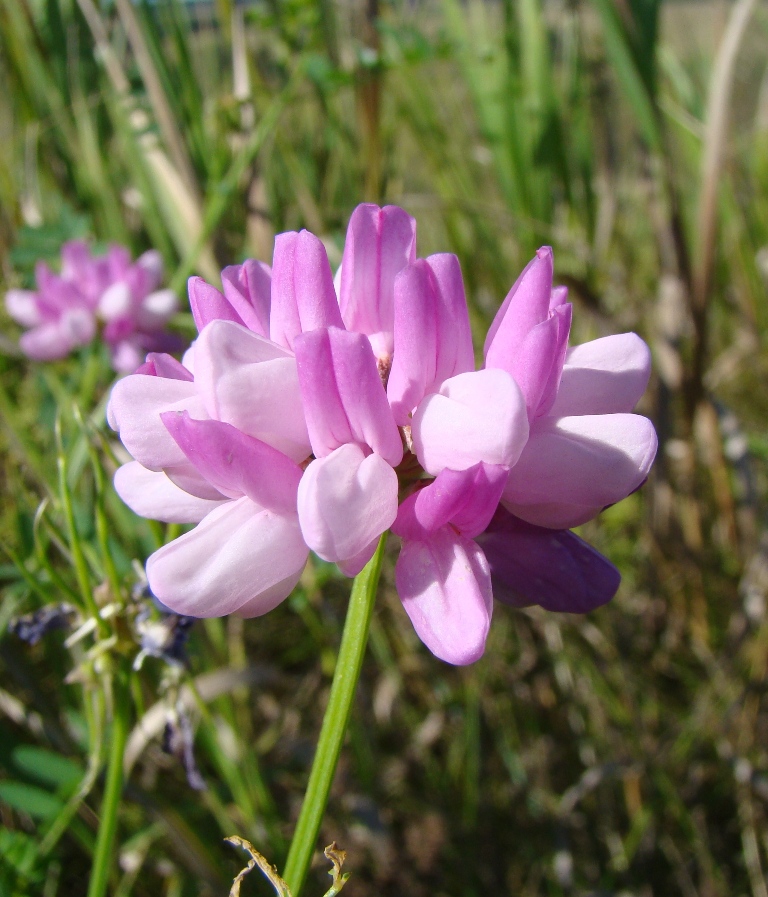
[226,836,291,897]
[693,0,759,312]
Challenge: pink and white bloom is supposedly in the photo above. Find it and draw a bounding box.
[484,246,657,529]
[6,240,180,372]
[108,207,658,665]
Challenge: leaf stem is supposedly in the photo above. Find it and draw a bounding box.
[282,534,387,896]
[87,669,131,897]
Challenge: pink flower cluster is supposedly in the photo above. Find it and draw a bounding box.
[108,205,657,665]
[5,241,180,372]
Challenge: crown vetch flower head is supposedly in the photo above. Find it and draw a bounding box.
[6,240,180,372]
[109,205,658,665]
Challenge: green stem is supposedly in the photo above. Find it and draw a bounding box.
[282,534,387,896]
[87,670,131,897]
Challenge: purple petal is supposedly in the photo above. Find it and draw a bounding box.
[548,333,652,417]
[297,444,398,562]
[476,508,621,613]
[162,412,302,512]
[503,413,658,528]
[114,461,226,523]
[147,496,308,617]
[221,259,271,336]
[484,247,554,363]
[6,290,42,327]
[411,369,528,475]
[295,327,403,465]
[339,204,417,361]
[393,463,508,541]
[387,255,474,424]
[269,230,343,350]
[395,529,492,665]
[188,276,244,331]
[193,320,311,462]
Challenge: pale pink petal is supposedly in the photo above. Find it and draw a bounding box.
[138,289,178,328]
[108,374,208,470]
[548,333,652,417]
[162,413,302,511]
[19,309,96,360]
[411,369,529,475]
[269,230,343,350]
[503,413,658,528]
[484,246,553,361]
[136,249,164,289]
[98,282,132,320]
[114,461,226,523]
[339,204,417,360]
[164,461,228,501]
[147,496,308,617]
[295,327,403,466]
[221,260,271,336]
[396,529,492,665]
[193,320,311,462]
[6,290,42,327]
[337,537,379,577]
[297,444,398,563]
[111,341,144,374]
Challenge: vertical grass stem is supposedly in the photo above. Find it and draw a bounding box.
[282,534,387,896]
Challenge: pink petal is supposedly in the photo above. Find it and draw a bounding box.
[221,259,271,336]
[114,461,226,523]
[484,246,554,363]
[411,369,529,475]
[6,290,42,327]
[339,204,417,361]
[147,496,308,617]
[295,327,403,466]
[188,276,244,330]
[19,309,96,360]
[269,230,343,350]
[162,412,302,512]
[548,333,652,417]
[136,249,164,289]
[393,463,508,541]
[387,255,474,424]
[395,529,492,665]
[476,508,620,613]
[108,374,208,470]
[142,352,194,381]
[337,537,379,577]
[193,320,311,463]
[297,444,398,563]
[503,413,658,528]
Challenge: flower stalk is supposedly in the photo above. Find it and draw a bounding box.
[282,533,387,896]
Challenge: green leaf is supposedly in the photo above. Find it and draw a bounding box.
[11,747,84,790]
[0,782,63,820]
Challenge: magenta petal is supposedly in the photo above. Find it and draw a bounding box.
[411,369,528,474]
[162,412,302,512]
[269,230,343,350]
[549,333,652,417]
[339,204,417,360]
[297,444,398,562]
[393,463,508,541]
[221,259,271,336]
[114,461,226,523]
[484,247,554,363]
[194,320,311,462]
[503,413,658,528]
[388,254,474,424]
[295,327,403,465]
[143,352,194,381]
[395,529,492,665]
[476,508,621,613]
[147,496,308,617]
[188,276,244,330]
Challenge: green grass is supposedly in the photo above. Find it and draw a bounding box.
[1,0,768,894]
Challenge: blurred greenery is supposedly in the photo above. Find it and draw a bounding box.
[1,0,768,895]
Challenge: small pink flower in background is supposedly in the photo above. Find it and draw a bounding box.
[5,240,180,372]
[109,204,657,665]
